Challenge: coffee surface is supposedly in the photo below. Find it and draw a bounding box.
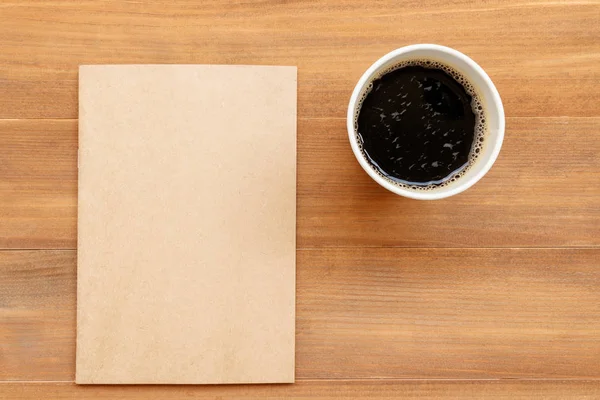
[357,65,477,186]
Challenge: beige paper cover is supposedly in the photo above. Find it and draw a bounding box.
[76,65,296,384]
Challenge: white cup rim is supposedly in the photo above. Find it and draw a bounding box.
[347,44,505,200]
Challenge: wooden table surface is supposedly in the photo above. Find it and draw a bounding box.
[1,0,599,398]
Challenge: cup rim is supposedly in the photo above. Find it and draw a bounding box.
[347,44,505,200]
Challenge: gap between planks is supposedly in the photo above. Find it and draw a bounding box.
[2,378,600,384]
[0,116,599,122]
[1,246,600,252]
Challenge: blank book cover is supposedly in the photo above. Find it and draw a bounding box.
[76,64,296,384]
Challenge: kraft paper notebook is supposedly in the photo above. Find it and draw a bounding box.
[76,65,297,384]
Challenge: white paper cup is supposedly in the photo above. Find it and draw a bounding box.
[347,44,505,200]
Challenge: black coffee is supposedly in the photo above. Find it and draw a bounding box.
[356,62,484,188]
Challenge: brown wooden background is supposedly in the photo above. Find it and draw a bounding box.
[1,0,599,398]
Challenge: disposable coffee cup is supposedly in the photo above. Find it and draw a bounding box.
[347,44,505,200]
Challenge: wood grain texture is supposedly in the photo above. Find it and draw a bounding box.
[2,118,598,249]
[0,120,77,249]
[0,1,599,119]
[297,248,600,379]
[0,251,75,381]
[2,249,599,381]
[1,381,600,399]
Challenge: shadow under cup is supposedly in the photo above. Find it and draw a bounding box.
[347,44,505,200]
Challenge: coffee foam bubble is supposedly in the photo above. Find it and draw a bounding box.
[353,59,487,191]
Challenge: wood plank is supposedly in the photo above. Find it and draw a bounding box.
[2,249,599,381]
[0,1,599,119]
[0,120,77,249]
[298,117,600,247]
[0,251,75,381]
[297,248,600,379]
[3,118,597,249]
[1,381,600,399]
